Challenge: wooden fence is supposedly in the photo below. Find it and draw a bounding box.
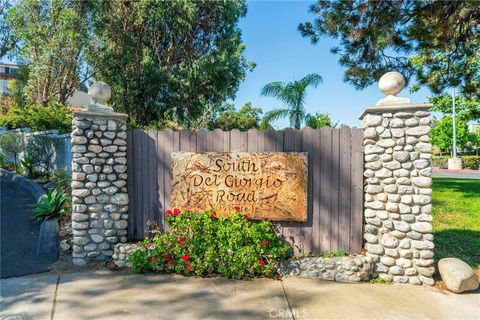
[127,127,364,254]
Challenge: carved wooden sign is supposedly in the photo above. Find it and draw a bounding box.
[171,152,307,221]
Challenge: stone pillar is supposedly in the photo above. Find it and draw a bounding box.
[360,72,434,285]
[70,82,129,265]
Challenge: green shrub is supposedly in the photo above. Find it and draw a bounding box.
[0,132,24,168]
[322,250,347,258]
[462,156,480,170]
[129,209,291,279]
[25,135,58,176]
[0,151,6,168]
[20,155,35,177]
[51,169,71,191]
[431,156,480,170]
[369,277,391,284]
[32,188,70,221]
[0,101,71,133]
[431,156,448,169]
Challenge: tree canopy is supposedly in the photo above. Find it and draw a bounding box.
[7,0,92,104]
[88,0,254,128]
[429,94,480,122]
[305,112,338,129]
[299,1,480,97]
[209,102,262,131]
[430,116,477,154]
[261,73,323,129]
[2,0,253,130]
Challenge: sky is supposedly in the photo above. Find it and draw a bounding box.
[232,0,432,128]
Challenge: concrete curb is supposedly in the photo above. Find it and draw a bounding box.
[0,168,46,202]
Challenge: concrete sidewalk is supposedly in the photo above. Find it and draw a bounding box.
[1,270,479,320]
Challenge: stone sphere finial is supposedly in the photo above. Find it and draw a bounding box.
[88,81,111,105]
[378,71,405,96]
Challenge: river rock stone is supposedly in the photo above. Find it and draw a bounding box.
[438,258,479,293]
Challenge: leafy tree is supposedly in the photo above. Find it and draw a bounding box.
[305,113,338,129]
[209,102,262,131]
[7,79,27,109]
[261,73,323,129]
[0,0,15,58]
[299,1,480,96]
[88,0,254,128]
[429,94,480,122]
[6,0,92,104]
[0,132,24,168]
[430,116,476,155]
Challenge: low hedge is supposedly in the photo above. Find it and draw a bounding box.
[431,156,480,170]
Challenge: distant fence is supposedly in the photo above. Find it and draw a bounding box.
[127,127,364,255]
[0,127,72,172]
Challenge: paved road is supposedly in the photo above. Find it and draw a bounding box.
[1,270,479,319]
[432,169,480,179]
[0,178,52,278]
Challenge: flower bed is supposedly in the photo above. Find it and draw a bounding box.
[125,209,291,279]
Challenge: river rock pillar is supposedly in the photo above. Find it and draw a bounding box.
[70,82,129,265]
[360,72,434,285]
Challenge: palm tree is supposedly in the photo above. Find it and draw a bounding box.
[260,73,322,129]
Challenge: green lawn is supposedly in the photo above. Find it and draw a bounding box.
[432,178,480,269]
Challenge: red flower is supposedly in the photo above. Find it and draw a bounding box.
[168,260,174,266]
[151,257,156,264]
[261,239,269,247]
[209,212,217,219]
[244,215,251,221]
[181,254,190,262]
[163,253,170,260]
[233,205,241,212]
[179,237,186,243]
[186,263,191,272]
[173,208,180,216]
[166,209,172,216]
[258,260,265,266]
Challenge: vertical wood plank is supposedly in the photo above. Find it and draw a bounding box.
[330,128,340,251]
[319,127,332,252]
[301,128,314,254]
[339,126,352,252]
[350,128,364,252]
[148,129,158,227]
[127,130,135,240]
[264,129,275,151]
[189,131,197,152]
[141,130,150,236]
[163,129,174,231]
[312,129,321,252]
[247,129,257,152]
[257,129,265,151]
[213,129,223,152]
[281,128,296,245]
[196,129,207,152]
[206,130,213,150]
[180,130,190,151]
[230,129,241,151]
[240,131,248,151]
[275,130,284,151]
[132,130,143,239]
[222,130,230,152]
[156,131,165,231]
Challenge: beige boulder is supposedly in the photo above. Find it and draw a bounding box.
[438,258,479,293]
